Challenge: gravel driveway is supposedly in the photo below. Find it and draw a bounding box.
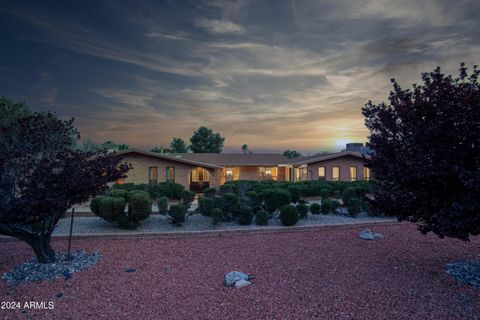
[1,223,479,319]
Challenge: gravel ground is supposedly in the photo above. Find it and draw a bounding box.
[53,212,393,235]
[1,223,479,319]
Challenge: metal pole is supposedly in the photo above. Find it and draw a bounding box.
[67,207,74,259]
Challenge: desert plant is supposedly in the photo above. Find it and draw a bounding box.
[238,206,254,225]
[331,200,340,213]
[211,208,224,225]
[112,197,126,217]
[221,193,240,218]
[262,189,292,213]
[342,187,357,205]
[310,203,321,215]
[321,199,333,214]
[245,191,262,207]
[296,203,308,219]
[97,196,115,222]
[128,192,152,222]
[181,190,195,209]
[287,186,301,203]
[157,182,185,200]
[255,209,269,225]
[203,188,216,198]
[111,189,128,199]
[279,204,299,226]
[347,198,362,217]
[157,196,169,215]
[169,204,187,225]
[198,197,215,216]
[320,188,331,200]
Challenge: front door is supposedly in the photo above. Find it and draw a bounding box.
[190,167,210,193]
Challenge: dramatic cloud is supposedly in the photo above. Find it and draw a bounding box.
[0,0,479,153]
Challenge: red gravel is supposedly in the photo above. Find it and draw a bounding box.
[1,223,479,320]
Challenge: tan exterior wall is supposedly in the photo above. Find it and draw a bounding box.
[306,155,369,181]
[219,166,288,184]
[119,154,221,189]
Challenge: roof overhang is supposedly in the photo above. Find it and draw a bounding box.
[292,151,369,165]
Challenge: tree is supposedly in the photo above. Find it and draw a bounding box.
[283,150,302,159]
[189,126,225,153]
[362,64,480,240]
[0,97,130,263]
[151,147,171,154]
[102,141,129,152]
[170,137,188,153]
[241,144,249,154]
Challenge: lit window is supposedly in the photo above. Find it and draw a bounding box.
[349,166,357,181]
[166,166,175,182]
[318,167,326,180]
[226,168,233,181]
[148,167,158,184]
[332,167,340,181]
[363,167,370,181]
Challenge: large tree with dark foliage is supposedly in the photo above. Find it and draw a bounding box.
[189,126,225,153]
[0,97,130,262]
[362,64,480,240]
[170,137,188,153]
[283,150,302,159]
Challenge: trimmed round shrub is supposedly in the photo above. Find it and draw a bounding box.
[262,189,292,213]
[238,206,253,225]
[221,193,240,216]
[342,187,357,205]
[320,188,331,200]
[296,203,308,219]
[245,191,262,207]
[111,189,128,199]
[181,190,195,208]
[203,188,216,198]
[255,209,269,225]
[157,182,185,200]
[97,196,115,222]
[331,200,340,213]
[128,192,152,222]
[347,198,362,217]
[169,204,187,225]
[211,208,224,225]
[157,196,169,215]
[287,186,301,203]
[279,204,299,226]
[90,195,105,215]
[321,199,333,214]
[310,203,321,215]
[127,190,150,201]
[112,197,126,217]
[198,197,215,216]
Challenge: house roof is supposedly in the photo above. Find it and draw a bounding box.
[168,153,290,166]
[114,149,223,169]
[290,151,367,165]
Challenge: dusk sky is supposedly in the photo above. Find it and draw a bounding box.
[1,0,479,153]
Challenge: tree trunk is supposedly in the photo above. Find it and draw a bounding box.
[26,237,56,264]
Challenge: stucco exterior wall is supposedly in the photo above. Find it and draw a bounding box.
[306,155,369,181]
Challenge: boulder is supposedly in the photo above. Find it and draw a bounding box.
[224,271,252,287]
[358,229,374,240]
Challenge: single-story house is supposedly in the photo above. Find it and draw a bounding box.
[115,149,370,193]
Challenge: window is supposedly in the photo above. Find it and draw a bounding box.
[260,167,277,180]
[363,167,370,181]
[318,167,326,180]
[349,166,357,181]
[148,167,158,184]
[191,167,210,182]
[226,168,233,181]
[116,178,125,185]
[332,166,340,181]
[166,166,175,182]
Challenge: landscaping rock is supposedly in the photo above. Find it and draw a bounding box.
[446,259,480,288]
[374,233,384,240]
[358,229,375,240]
[224,271,252,287]
[234,279,251,288]
[1,250,99,287]
[125,268,136,273]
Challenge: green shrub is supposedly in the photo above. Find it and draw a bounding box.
[310,203,321,215]
[97,196,115,222]
[255,209,269,225]
[262,189,291,213]
[280,205,299,226]
[128,192,152,222]
[342,187,357,205]
[347,198,362,217]
[287,186,301,203]
[320,188,331,199]
[203,188,216,198]
[169,204,187,225]
[198,197,215,216]
[127,190,150,201]
[321,199,332,214]
[364,201,381,217]
[111,189,128,199]
[211,208,223,225]
[157,182,185,200]
[221,193,240,217]
[296,203,308,218]
[90,196,105,215]
[238,206,254,225]
[112,197,126,217]
[245,191,262,207]
[181,190,195,208]
[331,200,340,213]
[157,196,169,215]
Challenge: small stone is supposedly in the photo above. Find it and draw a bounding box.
[125,268,136,273]
[358,229,374,240]
[56,292,64,298]
[234,279,251,288]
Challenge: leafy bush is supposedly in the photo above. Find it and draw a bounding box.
[287,186,301,203]
[169,204,187,225]
[280,204,299,226]
[128,192,152,222]
[342,187,357,205]
[203,188,216,198]
[262,189,291,213]
[238,206,254,225]
[112,197,126,217]
[320,188,331,199]
[90,196,104,215]
[296,203,308,218]
[157,196,169,215]
[97,196,115,222]
[181,190,195,208]
[310,203,321,215]
[111,189,128,199]
[211,208,223,225]
[347,198,362,217]
[221,193,240,217]
[198,196,214,216]
[127,189,150,201]
[255,209,269,225]
[321,199,332,214]
[157,182,185,200]
[245,191,262,207]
